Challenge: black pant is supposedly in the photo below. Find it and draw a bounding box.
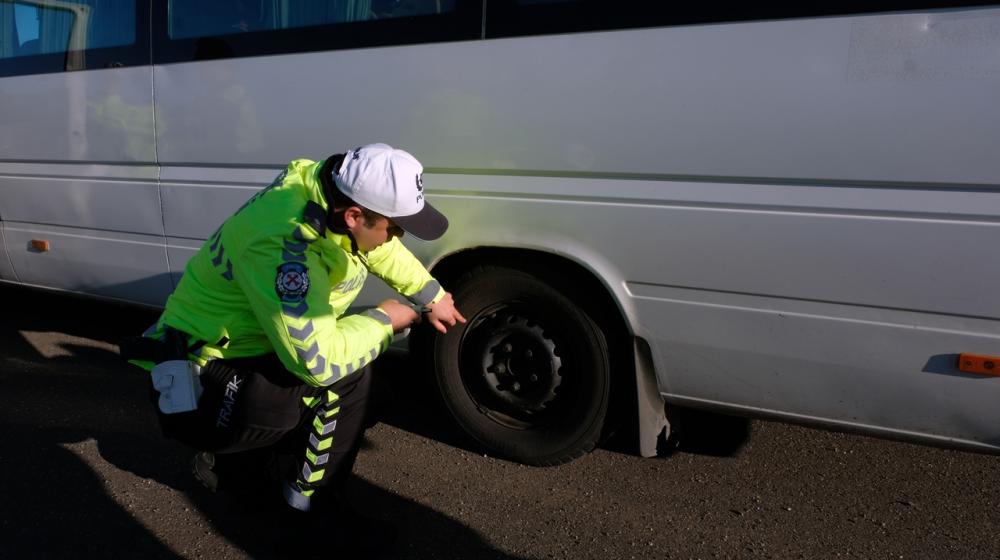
[156,353,372,494]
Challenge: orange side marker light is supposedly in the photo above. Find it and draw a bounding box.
[30,239,50,252]
[958,354,1000,377]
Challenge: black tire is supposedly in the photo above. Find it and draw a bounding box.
[427,265,610,466]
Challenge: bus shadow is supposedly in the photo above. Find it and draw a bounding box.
[0,285,524,560]
[0,426,183,559]
[369,349,486,455]
[372,348,754,461]
[0,292,186,559]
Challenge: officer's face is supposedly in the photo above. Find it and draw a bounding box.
[351,214,402,252]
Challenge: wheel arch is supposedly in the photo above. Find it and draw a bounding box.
[430,246,629,355]
[425,245,667,455]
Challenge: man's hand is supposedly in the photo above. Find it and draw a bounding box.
[378,299,420,333]
[423,292,467,334]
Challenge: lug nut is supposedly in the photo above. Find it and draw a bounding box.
[503,343,513,353]
[525,350,533,358]
[495,364,507,374]
[511,382,521,391]
[529,374,538,382]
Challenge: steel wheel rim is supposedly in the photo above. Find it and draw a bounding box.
[458,303,564,430]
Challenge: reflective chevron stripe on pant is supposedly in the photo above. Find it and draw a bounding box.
[285,363,373,511]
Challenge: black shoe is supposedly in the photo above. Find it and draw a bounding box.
[191,452,219,492]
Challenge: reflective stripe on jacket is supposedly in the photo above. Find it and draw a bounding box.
[147,158,444,386]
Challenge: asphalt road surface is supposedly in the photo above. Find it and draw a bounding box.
[1,285,998,559]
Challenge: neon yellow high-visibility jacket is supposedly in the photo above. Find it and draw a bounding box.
[144,157,444,387]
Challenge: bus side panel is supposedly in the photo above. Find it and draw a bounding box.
[0,220,14,281]
[0,66,166,305]
[150,8,1000,447]
[0,162,161,234]
[3,222,172,306]
[152,10,1000,184]
[0,68,156,163]
[425,174,1000,451]
[637,287,1000,450]
[157,166,278,282]
[165,236,201,288]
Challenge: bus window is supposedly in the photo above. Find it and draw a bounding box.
[1,2,76,59]
[168,0,457,40]
[486,1,1000,38]
[0,0,141,74]
[154,0,477,64]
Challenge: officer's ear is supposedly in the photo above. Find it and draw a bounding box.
[342,206,365,229]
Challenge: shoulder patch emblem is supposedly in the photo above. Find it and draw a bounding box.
[275,262,310,302]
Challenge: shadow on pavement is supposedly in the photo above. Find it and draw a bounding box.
[368,349,485,455]
[374,336,754,462]
[0,285,524,559]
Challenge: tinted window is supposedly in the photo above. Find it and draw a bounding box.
[0,0,148,76]
[169,0,456,39]
[9,2,74,57]
[486,0,1000,38]
[156,0,480,63]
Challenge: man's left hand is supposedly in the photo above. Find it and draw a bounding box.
[424,292,467,334]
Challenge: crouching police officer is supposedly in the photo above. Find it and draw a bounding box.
[124,143,464,541]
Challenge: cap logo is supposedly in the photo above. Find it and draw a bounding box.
[352,148,361,160]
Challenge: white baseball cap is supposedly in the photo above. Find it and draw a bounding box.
[332,143,448,241]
